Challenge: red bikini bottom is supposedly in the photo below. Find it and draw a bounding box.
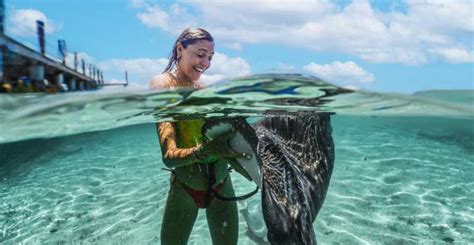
[176,178,226,209]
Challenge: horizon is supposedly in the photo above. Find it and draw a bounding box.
[4,0,474,94]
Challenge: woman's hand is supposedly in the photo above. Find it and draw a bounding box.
[197,130,253,181]
[200,130,249,160]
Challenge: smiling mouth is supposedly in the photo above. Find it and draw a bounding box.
[194,67,205,73]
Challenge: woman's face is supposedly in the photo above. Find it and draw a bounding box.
[177,40,214,82]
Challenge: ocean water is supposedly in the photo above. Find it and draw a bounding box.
[0,74,473,244]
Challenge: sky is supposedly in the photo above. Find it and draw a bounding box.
[4,0,474,93]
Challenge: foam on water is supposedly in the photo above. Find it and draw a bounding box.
[1,74,473,244]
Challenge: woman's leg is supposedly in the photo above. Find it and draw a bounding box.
[161,179,199,245]
[206,176,238,245]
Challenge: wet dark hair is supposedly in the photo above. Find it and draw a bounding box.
[163,28,214,73]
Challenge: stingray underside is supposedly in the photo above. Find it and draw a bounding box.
[254,112,335,245]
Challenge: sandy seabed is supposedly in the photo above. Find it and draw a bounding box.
[1,115,473,244]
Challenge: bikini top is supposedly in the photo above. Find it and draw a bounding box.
[175,119,205,148]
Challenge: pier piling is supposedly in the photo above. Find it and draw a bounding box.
[36,20,45,56]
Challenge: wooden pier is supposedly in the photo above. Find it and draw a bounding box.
[0,0,127,93]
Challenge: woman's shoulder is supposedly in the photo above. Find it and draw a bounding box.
[149,73,176,90]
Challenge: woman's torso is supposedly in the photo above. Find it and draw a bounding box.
[161,72,227,190]
[174,119,229,190]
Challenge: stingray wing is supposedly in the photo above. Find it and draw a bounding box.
[255,112,334,245]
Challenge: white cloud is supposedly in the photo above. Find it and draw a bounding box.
[430,47,474,63]
[133,0,474,65]
[303,61,375,84]
[136,5,169,30]
[136,3,195,34]
[222,42,243,51]
[98,52,251,86]
[7,9,60,37]
[196,52,253,85]
[199,74,227,85]
[98,58,169,84]
[205,53,251,78]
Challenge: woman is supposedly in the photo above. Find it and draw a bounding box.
[149,28,244,245]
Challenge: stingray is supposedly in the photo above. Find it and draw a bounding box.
[203,117,262,187]
[202,112,334,244]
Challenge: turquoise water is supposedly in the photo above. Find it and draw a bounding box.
[1,74,473,244]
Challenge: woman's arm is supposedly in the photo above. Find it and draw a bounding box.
[156,122,206,168]
[156,122,247,168]
[152,74,206,168]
